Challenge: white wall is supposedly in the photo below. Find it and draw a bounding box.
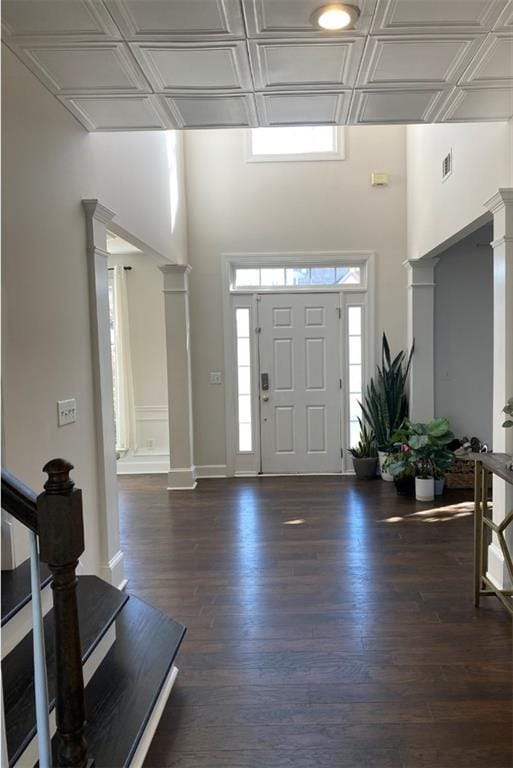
[434,224,493,445]
[184,126,408,468]
[407,121,513,260]
[108,252,169,472]
[1,45,184,567]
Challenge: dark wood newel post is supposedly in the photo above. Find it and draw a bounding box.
[37,459,92,768]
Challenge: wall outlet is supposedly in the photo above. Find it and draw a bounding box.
[209,371,223,385]
[58,398,77,426]
[146,438,156,450]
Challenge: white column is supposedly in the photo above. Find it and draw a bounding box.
[82,199,125,589]
[484,189,513,589]
[161,265,196,490]
[405,257,439,422]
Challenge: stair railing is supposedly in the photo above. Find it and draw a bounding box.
[1,459,91,768]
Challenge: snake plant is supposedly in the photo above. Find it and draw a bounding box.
[359,333,414,451]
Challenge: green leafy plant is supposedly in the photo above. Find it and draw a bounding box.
[384,418,455,479]
[359,333,414,450]
[503,398,513,428]
[350,418,377,459]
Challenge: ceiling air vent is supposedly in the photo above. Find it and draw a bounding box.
[442,150,452,181]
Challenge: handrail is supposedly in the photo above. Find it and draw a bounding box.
[1,468,38,533]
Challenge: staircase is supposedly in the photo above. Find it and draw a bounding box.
[1,460,186,767]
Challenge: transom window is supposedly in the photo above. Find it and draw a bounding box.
[248,126,343,162]
[233,265,361,289]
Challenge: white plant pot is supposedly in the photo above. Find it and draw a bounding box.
[378,450,393,482]
[416,477,434,502]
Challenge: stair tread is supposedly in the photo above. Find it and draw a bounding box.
[1,558,51,627]
[3,575,128,765]
[72,594,186,768]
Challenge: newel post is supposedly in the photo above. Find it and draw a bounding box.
[37,459,91,768]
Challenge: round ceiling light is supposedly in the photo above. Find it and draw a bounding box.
[311,3,361,31]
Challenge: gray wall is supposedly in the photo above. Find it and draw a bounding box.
[434,223,493,446]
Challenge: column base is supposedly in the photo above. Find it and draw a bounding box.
[167,467,197,490]
[487,541,512,591]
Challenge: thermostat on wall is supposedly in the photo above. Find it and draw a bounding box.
[371,173,389,186]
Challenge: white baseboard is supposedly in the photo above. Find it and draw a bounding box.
[117,453,170,475]
[13,625,117,768]
[234,470,258,477]
[2,583,53,657]
[487,542,512,590]
[98,549,126,591]
[195,465,227,478]
[128,665,179,768]
[167,467,197,490]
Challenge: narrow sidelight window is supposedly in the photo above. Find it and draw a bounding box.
[236,308,253,452]
[347,306,363,449]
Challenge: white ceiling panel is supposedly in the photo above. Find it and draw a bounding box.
[459,33,513,84]
[105,0,245,41]
[1,0,119,40]
[249,39,365,89]
[372,0,507,35]
[349,87,448,122]
[60,94,170,130]
[2,0,512,128]
[161,93,258,128]
[494,0,513,30]
[256,91,350,124]
[437,84,513,119]
[357,35,485,87]
[131,42,252,91]
[243,0,377,37]
[10,42,149,95]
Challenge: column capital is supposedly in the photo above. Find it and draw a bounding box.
[484,188,513,215]
[82,199,116,225]
[403,257,439,287]
[160,263,192,293]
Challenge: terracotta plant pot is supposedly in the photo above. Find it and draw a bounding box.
[352,456,378,480]
[415,477,434,502]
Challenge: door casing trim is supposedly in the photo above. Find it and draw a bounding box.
[221,251,376,477]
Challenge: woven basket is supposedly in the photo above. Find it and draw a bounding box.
[445,458,492,490]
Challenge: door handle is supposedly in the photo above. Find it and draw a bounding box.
[261,394,269,402]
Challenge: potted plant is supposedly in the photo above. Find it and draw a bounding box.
[432,442,455,495]
[383,445,416,496]
[360,334,414,481]
[350,419,378,480]
[406,418,455,501]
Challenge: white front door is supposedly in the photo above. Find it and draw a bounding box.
[258,293,342,474]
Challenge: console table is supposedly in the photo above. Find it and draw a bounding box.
[471,452,513,617]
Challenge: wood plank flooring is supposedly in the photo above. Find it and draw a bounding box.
[117,475,512,768]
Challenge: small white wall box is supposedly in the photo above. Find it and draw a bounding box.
[371,173,389,186]
[57,399,77,426]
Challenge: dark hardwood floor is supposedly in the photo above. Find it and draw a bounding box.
[117,475,512,768]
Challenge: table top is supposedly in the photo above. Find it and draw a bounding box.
[466,452,513,485]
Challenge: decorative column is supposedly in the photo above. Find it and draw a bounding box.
[160,265,196,490]
[405,257,439,422]
[82,199,125,589]
[484,189,513,589]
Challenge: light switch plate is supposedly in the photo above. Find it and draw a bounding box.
[58,398,77,426]
[209,371,223,385]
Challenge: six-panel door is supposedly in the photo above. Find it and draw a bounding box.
[258,293,342,474]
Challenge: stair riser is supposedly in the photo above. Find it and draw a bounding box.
[12,625,116,768]
[128,665,178,768]
[2,586,52,658]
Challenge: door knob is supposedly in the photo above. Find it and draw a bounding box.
[261,393,269,402]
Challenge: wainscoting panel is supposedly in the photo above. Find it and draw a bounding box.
[117,405,169,474]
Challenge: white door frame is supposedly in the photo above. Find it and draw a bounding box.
[221,251,376,477]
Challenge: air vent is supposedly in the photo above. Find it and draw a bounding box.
[442,150,452,180]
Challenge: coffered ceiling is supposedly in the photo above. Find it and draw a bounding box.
[2,0,513,131]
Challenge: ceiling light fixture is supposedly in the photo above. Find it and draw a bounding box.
[311,3,361,31]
